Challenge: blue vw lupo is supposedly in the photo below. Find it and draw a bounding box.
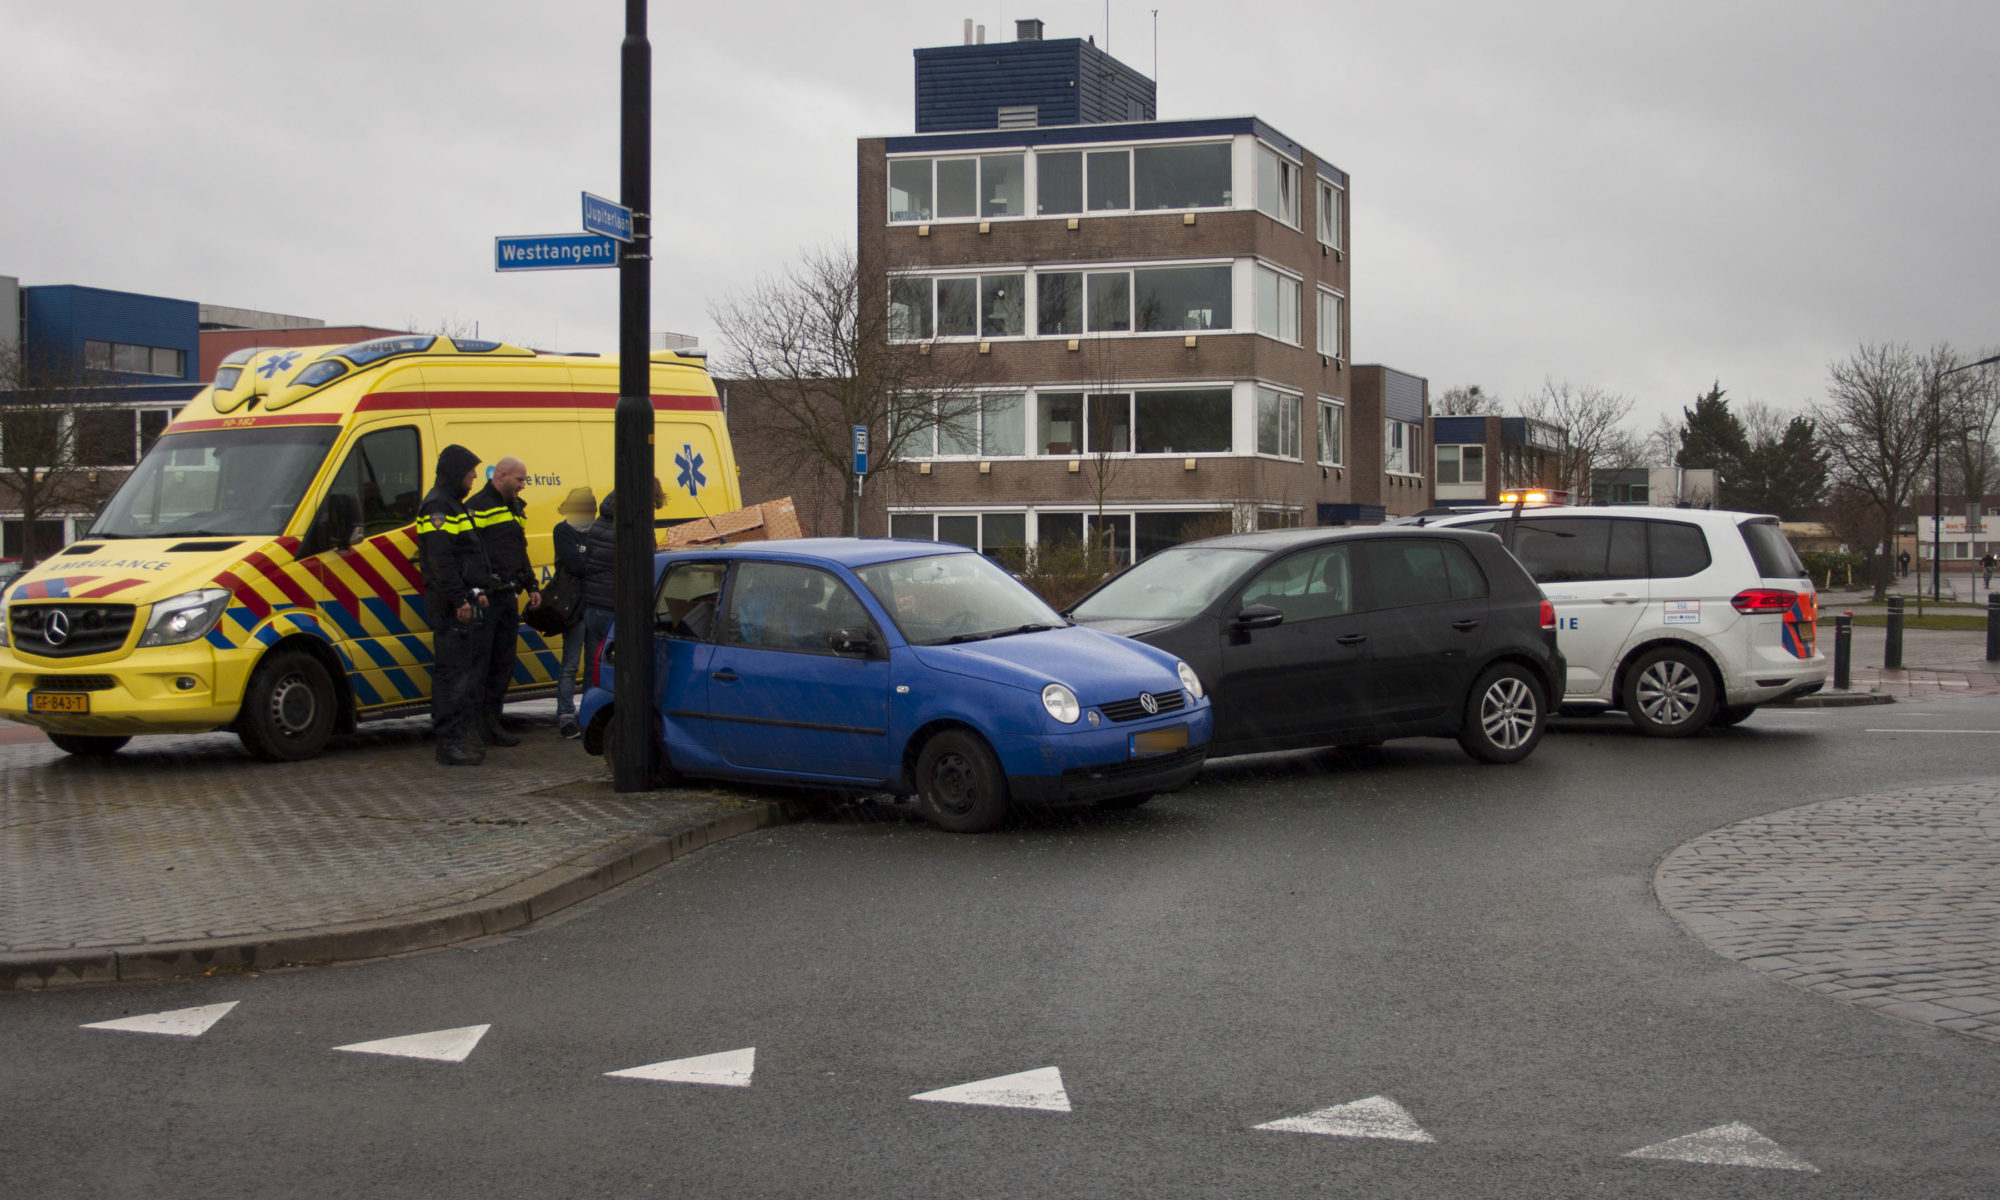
[578,539,1211,832]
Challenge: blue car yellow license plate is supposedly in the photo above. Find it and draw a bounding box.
[1130,724,1187,758]
[29,692,90,714]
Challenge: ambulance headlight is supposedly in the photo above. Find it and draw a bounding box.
[139,589,232,647]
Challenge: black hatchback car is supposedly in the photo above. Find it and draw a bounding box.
[1067,527,1565,763]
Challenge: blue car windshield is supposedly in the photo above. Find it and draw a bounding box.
[854,552,1065,646]
[1069,546,1265,620]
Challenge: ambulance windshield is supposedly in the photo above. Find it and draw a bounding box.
[90,426,340,539]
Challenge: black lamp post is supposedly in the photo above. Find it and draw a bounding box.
[1938,353,2000,603]
[611,0,655,791]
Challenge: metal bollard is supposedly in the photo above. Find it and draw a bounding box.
[1834,612,1852,689]
[1988,592,1999,663]
[1884,595,1904,670]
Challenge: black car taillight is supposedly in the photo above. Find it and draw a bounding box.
[1732,588,1797,614]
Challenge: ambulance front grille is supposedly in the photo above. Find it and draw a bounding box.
[7,604,135,658]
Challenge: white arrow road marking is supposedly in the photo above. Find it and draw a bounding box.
[333,1024,491,1063]
[911,1066,1071,1112]
[1253,1095,1437,1143]
[605,1047,756,1088]
[1625,1122,1818,1172]
[80,1001,239,1038]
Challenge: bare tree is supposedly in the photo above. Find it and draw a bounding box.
[0,345,121,568]
[1517,380,1640,499]
[1432,385,1496,416]
[1813,343,1941,600]
[710,245,983,537]
[1944,351,1999,512]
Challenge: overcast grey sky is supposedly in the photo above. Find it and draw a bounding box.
[4,0,1995,434]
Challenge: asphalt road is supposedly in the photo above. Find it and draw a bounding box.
[5,700,1999,1199]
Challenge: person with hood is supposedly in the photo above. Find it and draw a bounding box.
[581,477,667,679]
[465,456,542,748]
[418,444,500,766]
[552,486,596,739]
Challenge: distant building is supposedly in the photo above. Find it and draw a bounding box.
[1588,466,1718,509]
[1426,414,1569,508]
[822,19,1430,560]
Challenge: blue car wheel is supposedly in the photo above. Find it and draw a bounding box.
[915,729,1010,834]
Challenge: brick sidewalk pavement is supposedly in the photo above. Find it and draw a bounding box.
[0,713,796,989]
[1656,780,2000,1044]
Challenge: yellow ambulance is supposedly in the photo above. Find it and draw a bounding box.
[0,334,740,760]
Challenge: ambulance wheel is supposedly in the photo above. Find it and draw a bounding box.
[238,649,336,762]
[48,734,130,757]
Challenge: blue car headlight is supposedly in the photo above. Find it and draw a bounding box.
[1177,660,1204,701]
[138,588,232,647]
[1042,683,1081,724]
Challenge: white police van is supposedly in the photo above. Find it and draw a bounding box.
[1422,506,1826,734]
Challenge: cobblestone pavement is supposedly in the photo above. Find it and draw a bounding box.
[1656,779,2000,1044]
[0,710,785,982]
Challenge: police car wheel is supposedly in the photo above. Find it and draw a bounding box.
[239,649,336,762]
[915,729,1009,834]
[48,733,131,757]
[1623,647,1717,738]
[1458,662,1546,764]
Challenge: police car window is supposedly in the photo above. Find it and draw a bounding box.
[655,561,726,641]
[1736,519,1803,579]
[1607,518,1647,579]
[722,562,873,654]
[1238,545,1352,622]
[1650,521,1713,578]
[1507,518,1612,583]
[325,426,423,536]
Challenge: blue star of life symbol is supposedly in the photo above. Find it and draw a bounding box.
[674,444,707,497]
[256,350,303,379]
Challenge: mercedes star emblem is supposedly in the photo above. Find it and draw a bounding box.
[44,609,72,646]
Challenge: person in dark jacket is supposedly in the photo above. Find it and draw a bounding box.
[552,486,596,738]
[581,478,667,678]
[417,444,499,766]
[465,457,542,748]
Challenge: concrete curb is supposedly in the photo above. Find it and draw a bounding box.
[1,797,807,992]
[1776,691,1896,708]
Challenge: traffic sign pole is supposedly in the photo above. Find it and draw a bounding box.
[611,0,655,793]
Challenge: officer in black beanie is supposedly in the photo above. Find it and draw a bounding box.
[418,444,499,766]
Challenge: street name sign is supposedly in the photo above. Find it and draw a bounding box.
[495,233,619,272]
[581,192,635,243]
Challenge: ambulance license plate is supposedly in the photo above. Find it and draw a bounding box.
[1129,724,1187,758]
[28,692,90,714]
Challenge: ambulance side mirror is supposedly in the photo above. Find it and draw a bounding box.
[306,493,364,556]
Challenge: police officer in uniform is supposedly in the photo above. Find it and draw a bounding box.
[466,456,541,747]
[418,444,499,766]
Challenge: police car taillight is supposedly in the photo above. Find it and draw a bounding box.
[1731,588,1797,614]
[1539,600,1556,629]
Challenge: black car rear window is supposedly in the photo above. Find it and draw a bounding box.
[1740,518,1808,579]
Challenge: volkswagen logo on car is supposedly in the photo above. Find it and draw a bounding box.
[43,609,71,646]
[1139,692,1159,715]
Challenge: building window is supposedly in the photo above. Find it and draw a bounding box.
[1133,142,1232,210]
[1317,179,1343,249]
[1255,266,1301,345]
[980,153,1026,217]
[1087,272,1131,332]
[889,159,934,222]
[1316,288,1343,358]
[1036,148,1133,215]
[1317,399,1344,466]
[1256,387,1301,459]
[84,339,183,378]
[889,154,1023,221]
[1256,145,1300,227]
[76,408,138,467]
[1134,265,1231,331]
[888,511,1029,564]
[890,273,1024,340]
[1037,150,1082,214]
[1385,419,1422,475]
[1133,388,1233,453]
[1437,444,1485,485]
[1257,508,1304,530]
[139,409,173,453]
[933,393,1026,457]
[1087,149,1131,210]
